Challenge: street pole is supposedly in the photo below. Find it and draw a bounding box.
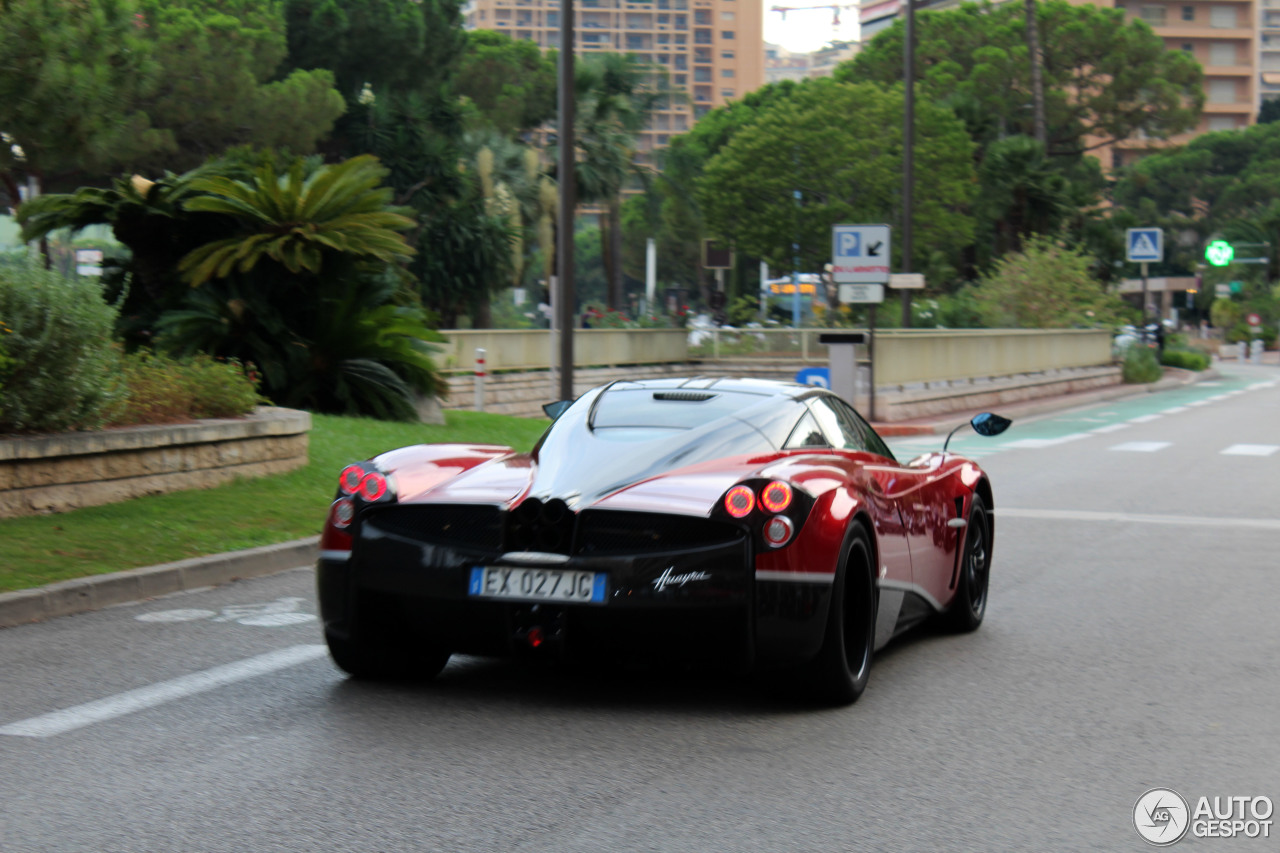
[901,0,915,328]
[868,304,877,421]
[1141,260,1149,330]
[556,0,576,401]
[792,188,802,327]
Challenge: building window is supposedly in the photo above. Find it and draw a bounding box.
[1207,116,1238,130]
[1138,5,1166,25]
[675,33,686,44]
[674,73,687,84]
[1208,79,1237,103]
[721,30,735,39]
[695,105,710,118]
[721,10,735,20]
[1210,5,1236,26]
[721,68,735,77]
[1181,4,1194,20]
[675,14,687,27]
[695,47,711,62]
[694,67,712,81]
[1209,42,1236,65]
[695,29,712,43]
[675,54,687,69]
[1181,42,1194,52]
[721,88,735,97]
[694,9,710,23]
[721,50,735,59]
[658,32,670,43]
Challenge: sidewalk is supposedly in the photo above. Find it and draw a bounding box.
[0,363,1250,630]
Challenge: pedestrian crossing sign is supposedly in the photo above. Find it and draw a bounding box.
[1126,228,1163,263]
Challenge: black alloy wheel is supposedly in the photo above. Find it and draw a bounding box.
[943,494,990,632]
[810,524,876,706]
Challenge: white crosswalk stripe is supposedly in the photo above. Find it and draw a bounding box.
[1110,441,1172,453]
[1220,444,1280,457]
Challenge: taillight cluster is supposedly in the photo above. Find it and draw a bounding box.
[721,479,804,549]
[331,463,395,529]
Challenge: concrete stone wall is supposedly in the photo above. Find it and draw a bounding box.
[0,407,311,518]
[443,362,1122,421]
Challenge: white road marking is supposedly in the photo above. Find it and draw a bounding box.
[1248,382,1276,391]
[135,609,216,623]
[1089,423,1129,434]
[1207,395,1229,402]
[136,597,315,628]
[1109,441,1172,453]
[0,645,327,738]
[1221,444,1280,457]
[1188,400,1211,407]
[1003,433,1089,449]
[1161,406,1189,414]
[997,508,1280,532]
[1128,414,1162,424]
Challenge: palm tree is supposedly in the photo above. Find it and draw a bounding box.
[570,53,679,310]
[178,154,416,286]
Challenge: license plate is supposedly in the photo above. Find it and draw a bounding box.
[468,566,607,604]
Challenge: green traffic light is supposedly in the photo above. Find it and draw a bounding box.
[1206,240,1234,267]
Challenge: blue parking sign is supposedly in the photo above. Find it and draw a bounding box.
[795,367,830,388]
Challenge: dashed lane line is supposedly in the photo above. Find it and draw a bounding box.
[997,508,1280,532]
[1109,441,1172,452]
[1221,444,1280,457]
[0,644,328,738]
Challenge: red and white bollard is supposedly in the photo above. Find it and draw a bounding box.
[474,348,487,412]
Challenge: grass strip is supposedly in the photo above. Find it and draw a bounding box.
[0,410,549,593]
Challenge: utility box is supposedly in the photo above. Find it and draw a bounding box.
[818,332,867,405]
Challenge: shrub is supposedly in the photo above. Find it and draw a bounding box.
[1122,345,1163,384]
[0,259,122,433]
[1160,348,1210,371]
[109,352,262,426]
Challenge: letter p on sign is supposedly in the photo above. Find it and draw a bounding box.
[839,233,861,256]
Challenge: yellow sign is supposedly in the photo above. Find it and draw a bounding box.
[770,283,817,295]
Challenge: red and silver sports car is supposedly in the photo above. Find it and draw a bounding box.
[317,377,1009,704]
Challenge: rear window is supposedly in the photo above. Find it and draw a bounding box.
[591,389,768,430]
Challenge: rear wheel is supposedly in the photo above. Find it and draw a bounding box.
[942,495,990,633]
[809,524,876,706]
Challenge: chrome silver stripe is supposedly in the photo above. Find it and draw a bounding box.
[755,570,835,584]
[498,551,571,565]
[319,550,351,562]
[876,578,944,611]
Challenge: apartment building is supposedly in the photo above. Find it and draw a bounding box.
[1257,0,1280,99]
[462,0,764,154]
[1108,0,1257,165]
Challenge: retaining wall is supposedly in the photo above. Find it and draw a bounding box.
[0,407,311,518]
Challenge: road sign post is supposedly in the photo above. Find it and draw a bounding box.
[832,224,891,421]
[1126,228,1163,326]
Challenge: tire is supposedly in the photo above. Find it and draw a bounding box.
[942,494,991,633]
[326,627,451,681]
[809,524,877,706]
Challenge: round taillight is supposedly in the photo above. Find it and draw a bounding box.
[338,464,365,495]
[725,485,755,518]
[763,515,794,548]
[760,480,793,513]
[332,498,355,529]
[359,471,388,501]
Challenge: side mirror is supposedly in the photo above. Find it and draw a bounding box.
[970,412,1012,437]
[542,400,573,420]
[943,412,1012,452]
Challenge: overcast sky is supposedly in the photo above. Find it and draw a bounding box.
[761,0,860,53]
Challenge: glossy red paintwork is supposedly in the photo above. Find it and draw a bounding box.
[339,438,987,613]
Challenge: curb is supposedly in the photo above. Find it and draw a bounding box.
[0,537,319,630]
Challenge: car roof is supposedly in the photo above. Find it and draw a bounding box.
[599,376,819,400]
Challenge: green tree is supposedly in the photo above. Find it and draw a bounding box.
[135,0,345,172]
[969,234,1129,327]
[0,0,165,203]
[696,80,976,286]
[840,0,1204,157]
[456,30,558,136]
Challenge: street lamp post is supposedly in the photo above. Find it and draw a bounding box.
[901,0,915,328]
[556,0,576,401]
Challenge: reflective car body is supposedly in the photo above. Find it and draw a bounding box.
[317,377,999,703]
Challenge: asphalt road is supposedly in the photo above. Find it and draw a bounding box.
[2,365,1278,852]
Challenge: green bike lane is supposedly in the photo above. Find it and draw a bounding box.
[885,365,1277,462]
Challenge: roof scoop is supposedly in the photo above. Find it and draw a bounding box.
[653,392,716,402]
